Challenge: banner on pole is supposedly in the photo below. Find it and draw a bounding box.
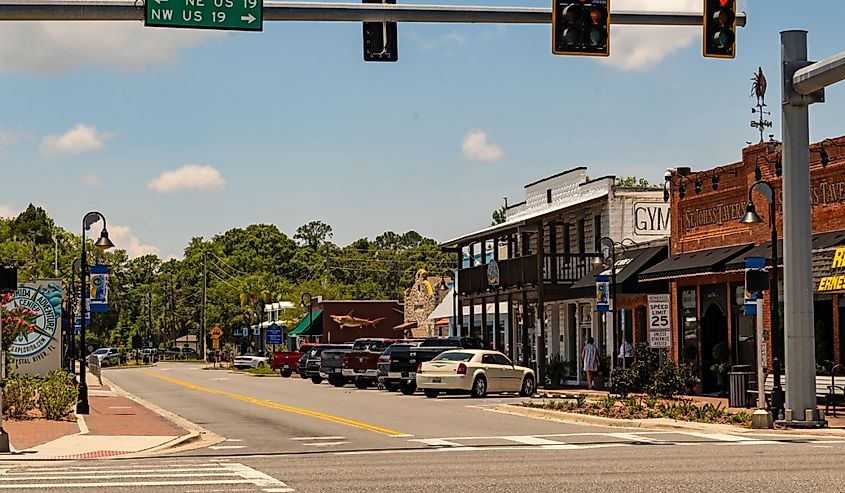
[595,275,610,313]
[89,265,109,313]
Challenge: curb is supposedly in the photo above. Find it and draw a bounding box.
[102,376,225,455]
[229,370,280,377]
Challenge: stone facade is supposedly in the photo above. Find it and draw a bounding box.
[403,269,449,338]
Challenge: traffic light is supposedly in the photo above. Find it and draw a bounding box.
[552,0,610,57]
[0,266,17,292]
[745,268,768,293]
[703,0,736,58]
[363,0,398,62]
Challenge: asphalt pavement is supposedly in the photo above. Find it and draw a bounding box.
[5,362,845,492]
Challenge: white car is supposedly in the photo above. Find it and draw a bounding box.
[91,347,120,363]
[416,349,535,399]
[234,352,268,369]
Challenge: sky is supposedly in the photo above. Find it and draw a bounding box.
[1,0,845,259]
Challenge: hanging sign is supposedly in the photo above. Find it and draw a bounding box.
[4,280,64,376]
[595,275,610,313]
[89,265,109,313]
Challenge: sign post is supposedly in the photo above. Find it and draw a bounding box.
[145,0,263,31]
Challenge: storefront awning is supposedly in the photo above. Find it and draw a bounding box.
[570,245,666,291]
[724,240,784,271]
[639,244,753,282]
[289,310,323,336]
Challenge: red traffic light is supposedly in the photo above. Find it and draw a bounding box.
[552,0,610,57]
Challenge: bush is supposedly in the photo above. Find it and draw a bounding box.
[4,375,38,419]
[36,370,78,420]
[612,343,699,399]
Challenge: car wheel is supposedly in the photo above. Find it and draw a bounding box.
[330,376,346,387]
[384,382,399,392]
[311,376,323,384]
[424,389,439,399]
[519,375,536,397]
[400,381,416,395]
[280,369,292,378]
[354,378,369,390]
[470,375,487,398]
[257,361,266,369]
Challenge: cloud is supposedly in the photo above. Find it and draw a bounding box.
[461,131,504,162]
[81,172,102,187]
[0,22,217,75]
[0,129,25,150]
[148,164,226,194]
[601,0,699,71]
[109,225,160,259]
[41,124,110,155]
[0,204,20,219]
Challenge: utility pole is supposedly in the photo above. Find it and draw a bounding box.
[779,30,845,425]
[202,250,207,360]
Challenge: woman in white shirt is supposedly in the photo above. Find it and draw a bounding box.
[581,336,599,390]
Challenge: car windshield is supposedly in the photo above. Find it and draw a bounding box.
[353,340,383,351]
[420,338,459,347]
[433,352,474,362]
[92,349,108,355]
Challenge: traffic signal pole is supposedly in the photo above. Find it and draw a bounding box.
[780,30,845,425]
[0,1,746,26]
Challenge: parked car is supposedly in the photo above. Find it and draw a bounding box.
[415,349,535,399]
[342,338,404,389]
[303,344,353,384]
[271,344,315,377]
[140,348,158,363]
[297,352,310,378]
[233,352,269,369]
[381,336,482,394]
[320,345,356,386]
[91,347,120,364]
[377,342,422,392]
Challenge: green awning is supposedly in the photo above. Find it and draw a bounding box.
[289,310,323,336]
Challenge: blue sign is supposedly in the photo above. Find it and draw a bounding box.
[266,324,283,344]
[596,274,610,313]
[89,265,109,313]
[744,256,765,315]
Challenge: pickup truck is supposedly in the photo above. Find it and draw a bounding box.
[271,344,315,377]
[320,346,356,387]
[378,336,482,394]
[341,338,404,389]
[304,344,353,384]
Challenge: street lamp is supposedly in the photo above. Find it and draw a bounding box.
[77,212,114,415]
[739,180,785,419]
[301,292,313,344]
[593,236,618,374]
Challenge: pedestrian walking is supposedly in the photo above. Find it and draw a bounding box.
[581,336,599,390]
[619,338,634,368]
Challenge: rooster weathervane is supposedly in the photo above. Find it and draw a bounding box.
[750,67,772,143]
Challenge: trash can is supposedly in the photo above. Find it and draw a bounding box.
[728,365,753,408]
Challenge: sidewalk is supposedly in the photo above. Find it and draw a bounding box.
[2,379,204,460]
[533,387,845,433]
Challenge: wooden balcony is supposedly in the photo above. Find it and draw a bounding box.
[456,254,593,295]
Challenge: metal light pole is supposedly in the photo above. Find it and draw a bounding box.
[0,265,18,453]
[77,211,115,415]
[595,237,618,373]
[739,180,785,419]
[301,292,313,344]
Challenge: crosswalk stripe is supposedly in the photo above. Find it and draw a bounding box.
[503,436,567,446]
[415,438,465,447]
[682,432,757,442]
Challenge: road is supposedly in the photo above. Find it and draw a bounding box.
[6,362,845,492]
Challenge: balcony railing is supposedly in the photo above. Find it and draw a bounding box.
[457,253,593,295]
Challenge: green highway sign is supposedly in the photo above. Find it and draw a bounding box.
[145,0,263,32]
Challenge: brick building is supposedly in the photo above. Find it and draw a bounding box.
[641,136,845,393]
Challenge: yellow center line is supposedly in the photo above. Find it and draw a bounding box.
[142,371,405,436]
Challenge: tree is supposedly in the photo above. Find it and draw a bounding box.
[294,221,333,250]
[491,205,507,226]
[614,176,661,189]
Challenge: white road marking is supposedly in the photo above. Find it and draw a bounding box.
[303,442,348,447]
[682,432,757,442]
[209,445,247,450]
[604,432,665,444]
[503,436,568,446]
[225,439,244,442]
[390,434,415,438]
[290,436,346,441]
[414,438,466,447]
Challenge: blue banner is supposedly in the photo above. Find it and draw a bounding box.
[89,265,109,313]
[596,274,610,313]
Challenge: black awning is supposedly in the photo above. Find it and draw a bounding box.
[724,240,784,271]
[813,229,845,250]
[639,244,753,281]
[571,245,667,290]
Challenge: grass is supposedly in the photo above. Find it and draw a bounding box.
[240,365,278,376]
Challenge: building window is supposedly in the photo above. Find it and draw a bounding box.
[563,223,571,264]
[577,219,585,253]
[547,189,553,204]
[594,214,602,251]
